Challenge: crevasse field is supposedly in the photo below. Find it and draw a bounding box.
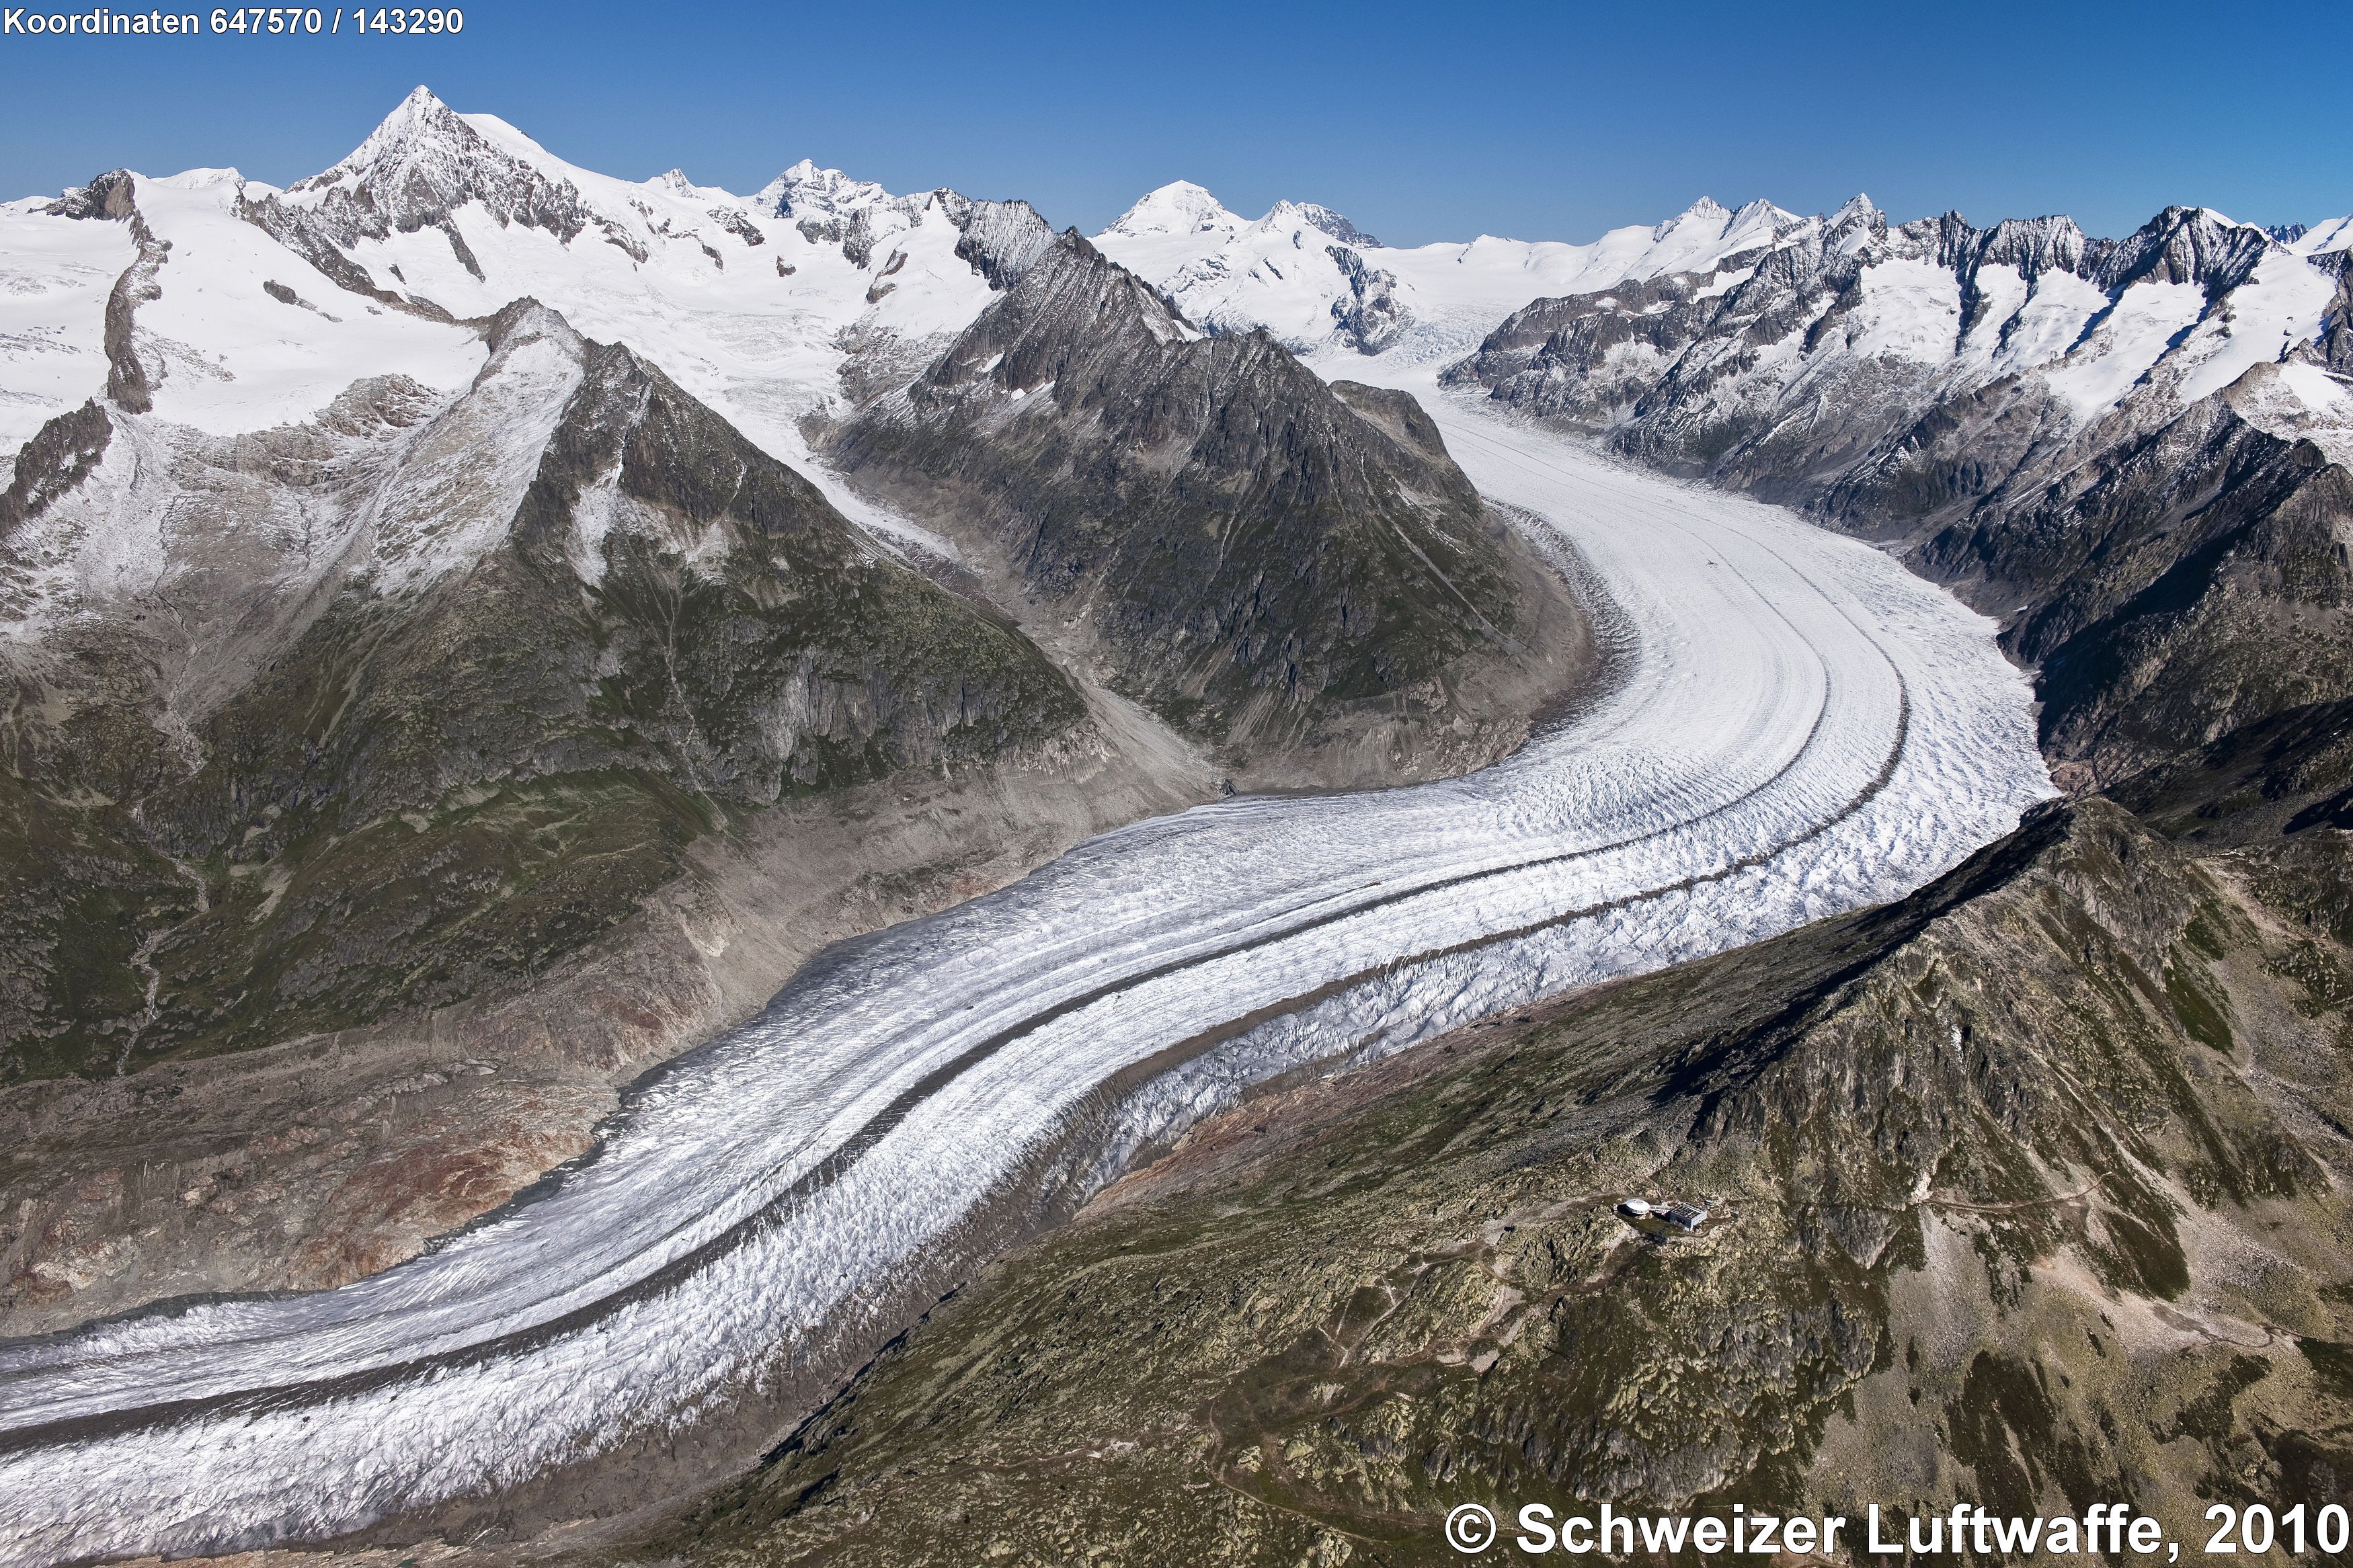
[0,358,2053,1563]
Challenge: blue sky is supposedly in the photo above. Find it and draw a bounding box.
[2,0,2346,244]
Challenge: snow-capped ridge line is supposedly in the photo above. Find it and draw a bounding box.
[1094,180,1813,359]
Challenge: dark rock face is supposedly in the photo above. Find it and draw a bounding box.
[1920,409,2352,782]
[836,232,1585,779]
[2089,204,2273,296]
[641,794,2353,1565]
[0,401,109,536]
[2316,251,2353,374]
[42,168,137,222]
[951,198,1055,290]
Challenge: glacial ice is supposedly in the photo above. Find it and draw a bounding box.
[0,371,2052,1565]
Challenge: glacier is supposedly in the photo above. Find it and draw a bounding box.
[0,365,2051,1563]
[0,100,2077,1562]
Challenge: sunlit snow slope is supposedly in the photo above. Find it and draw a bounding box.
[0,364,2050,1561]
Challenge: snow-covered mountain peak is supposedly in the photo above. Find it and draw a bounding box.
[755,159,891,220]
[1818,193,1886,256]
[331,83,450,167]
[166,167,247,192]
[1640,196,1803,263]
[1104,180,1242,241]
[273,83,607,257]
[1255,199,1379,249]
[1826,192,1885,234]
[1728,197,1804,234]
[653,169,719,199]
[1660,196,1732,233]
[290,85,487,200]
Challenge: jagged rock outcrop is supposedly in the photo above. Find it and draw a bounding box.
[0,401,109,534]
[1289,201,1377,248]
[835,231,1593,784]
[1325,242,1411,353]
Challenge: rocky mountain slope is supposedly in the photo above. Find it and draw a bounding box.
[833,232,1593,785]
[0,124,1220,1329]
[625,780,2353,1567]
[1442,197,2353,786]
[3,292,1090,1083]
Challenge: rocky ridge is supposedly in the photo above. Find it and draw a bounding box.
[833,231,1594,785]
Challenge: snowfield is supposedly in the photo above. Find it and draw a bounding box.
[0,196,132,461]
[0,368,2051,1565]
